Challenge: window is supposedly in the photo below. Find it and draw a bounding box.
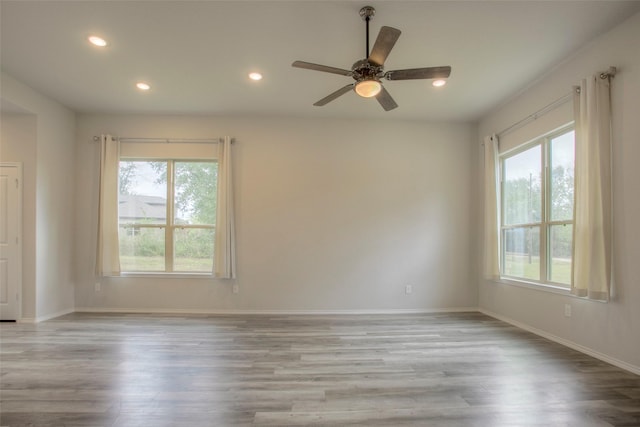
[118,159,218,273]
[500,125,574,287]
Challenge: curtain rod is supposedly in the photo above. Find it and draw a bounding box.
[496,66,617,138]
[92,136,229,144]
[496,91,574,138]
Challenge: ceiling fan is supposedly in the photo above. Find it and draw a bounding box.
[292,6,452,111]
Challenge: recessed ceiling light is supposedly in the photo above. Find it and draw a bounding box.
[432,79,447,87]
[88,36,107,47]
[136,82,151,91]
[249,72,263,81]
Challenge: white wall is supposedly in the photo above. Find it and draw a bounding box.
[75,114,476,313]
[1,71,77,321]
[477,12,640,371]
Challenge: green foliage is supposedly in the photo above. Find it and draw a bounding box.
[550,224,573,258]
[503,164,573,225]
[150,161,218,224]
[118,162,138,195]
[174,228,214,259]
[175,162,218,224]
[550,165,574,221]
[119,227,164,257]
[503,174,541,225]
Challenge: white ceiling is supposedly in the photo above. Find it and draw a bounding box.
[1,1,639,121]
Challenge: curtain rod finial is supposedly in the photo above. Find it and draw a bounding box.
[600,66,617,79]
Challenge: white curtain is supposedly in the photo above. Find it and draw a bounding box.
[96,134,121,276]
[483,134,501,279]
[214,136,236,279]
[572,75,612,301]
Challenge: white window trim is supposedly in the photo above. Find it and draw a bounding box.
[118,156,218,275]
[498,123,575,290]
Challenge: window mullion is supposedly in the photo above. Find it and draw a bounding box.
[540,138,549,284]
[548,220,573,226]
[166,160,175,272]
[503,222,542,230]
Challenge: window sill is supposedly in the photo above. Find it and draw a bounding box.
[492,277,571,296]
[488,277,610,303]
[114,272,216,280]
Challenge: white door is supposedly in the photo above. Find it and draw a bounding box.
[0,164,21,321]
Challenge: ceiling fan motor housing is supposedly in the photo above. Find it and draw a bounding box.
[351,59,383,83]
[359,6,376,20]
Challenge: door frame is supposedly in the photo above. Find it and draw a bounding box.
[0,162,22,321]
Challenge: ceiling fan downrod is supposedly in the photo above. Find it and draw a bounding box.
[359,6,375,59]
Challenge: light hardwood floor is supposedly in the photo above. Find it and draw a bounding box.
[1,312,639,426]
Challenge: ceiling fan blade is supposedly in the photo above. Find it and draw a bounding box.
[292,61,352,76]
[385,66,452,81]
[376,86,398,111]
[313,84,355,106]
[368,26,401,67]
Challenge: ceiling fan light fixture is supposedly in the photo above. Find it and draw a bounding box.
[432,79,447,87]
[355,79,382,98]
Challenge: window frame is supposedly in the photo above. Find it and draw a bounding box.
[118,157,217,275]
[499,123,575,288]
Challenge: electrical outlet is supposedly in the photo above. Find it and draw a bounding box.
[405,285,412,295]
[564,304,572,317]
[232,284,239,294]
[94,282,101,293]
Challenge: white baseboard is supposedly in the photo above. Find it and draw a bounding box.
[479,308,640,376]
[19,307,75,323]
[74,306,479,316]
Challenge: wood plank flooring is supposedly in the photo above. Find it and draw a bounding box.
[1,312,639,426]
